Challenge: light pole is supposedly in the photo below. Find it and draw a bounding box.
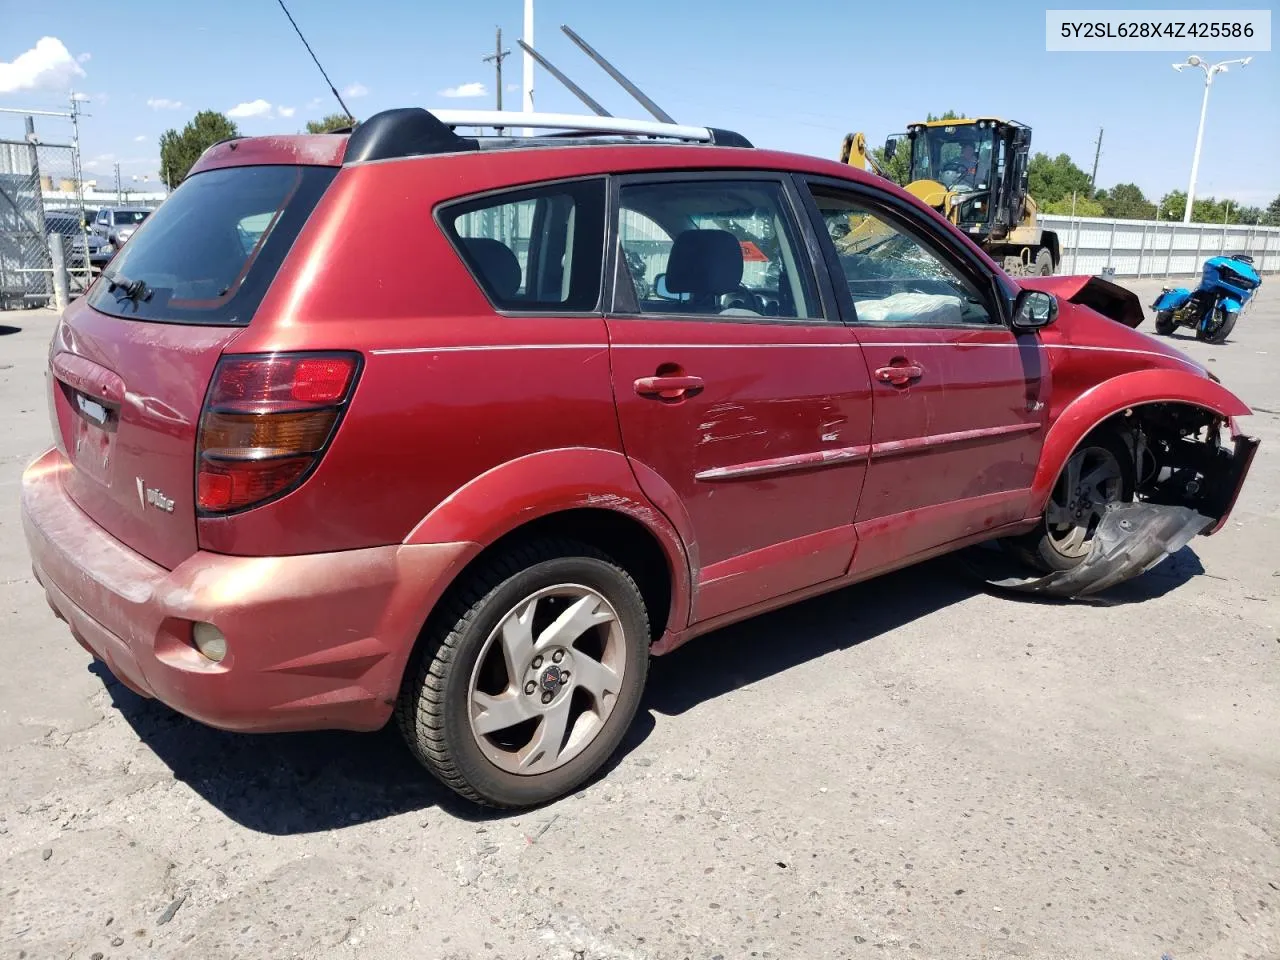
[1172,55,1251,223]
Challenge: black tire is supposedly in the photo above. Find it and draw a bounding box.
[1034,248,1054,276]
[396,539,650,808]
[1199,304,1237,345]
[1010,430,1135,573]
[1154,310,1176,336]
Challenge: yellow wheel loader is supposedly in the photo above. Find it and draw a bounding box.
[841,118,1060,276]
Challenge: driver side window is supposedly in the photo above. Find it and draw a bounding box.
[616,179,819,320]
[809,188,996,327]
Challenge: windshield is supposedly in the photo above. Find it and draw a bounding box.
[113,210,150,226]
[87,164,336,325]
[909,124,995,191]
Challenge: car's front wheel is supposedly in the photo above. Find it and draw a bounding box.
[1013,432,1135,572]
[397,540,650,808]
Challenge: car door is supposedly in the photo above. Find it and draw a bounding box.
[605,173,873,625]
[799,178,1049,575]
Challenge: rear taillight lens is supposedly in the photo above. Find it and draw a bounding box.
[197,352,360,514]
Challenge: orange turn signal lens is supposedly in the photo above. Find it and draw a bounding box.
[198,409,338,459]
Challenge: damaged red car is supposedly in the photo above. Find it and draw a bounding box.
[22,108,1257,808]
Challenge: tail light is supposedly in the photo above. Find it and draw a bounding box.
[196,352,360,514]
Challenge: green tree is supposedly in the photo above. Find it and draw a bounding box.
[1236,205,1263,225]
[305,112,354,134]
[159,111,239,189]
[1099,182,1156,220]
[1027,152,1093,206]
[925,111,967,122]
[871,143,911,186]
[1264,194,1280,226]
[1043,196,1104,217]
[1157,191,1186,220]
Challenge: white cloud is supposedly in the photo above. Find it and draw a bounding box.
[134,135,147,142]
[307,96,324,109]
[77,52,91,64]
[227,98,272,119]
[146,97,183,110]
[440,82,487,99]
[343,82,369,99]
[278,105,296,118]
[506,83,520,92]
[0,37,85,95]
[71,91,91,102]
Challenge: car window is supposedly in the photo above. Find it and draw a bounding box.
[87,164,336,325]
[114,210,149,226]
[443,179,606,312]
[809,188,995,326]
[616,179,818,320]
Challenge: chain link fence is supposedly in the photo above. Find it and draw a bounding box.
[0,135,93,309]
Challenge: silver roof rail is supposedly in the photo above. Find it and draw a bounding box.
[430,109,714,143]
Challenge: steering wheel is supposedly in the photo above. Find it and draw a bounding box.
[720,287,764,314]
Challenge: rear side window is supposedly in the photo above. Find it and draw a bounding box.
[440,179,606,313]
[88,165,335,325]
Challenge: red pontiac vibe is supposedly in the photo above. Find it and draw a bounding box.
[21,109,1257,807]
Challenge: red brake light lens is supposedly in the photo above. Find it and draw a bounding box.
[208,354,358,411]
[197,352,360,514]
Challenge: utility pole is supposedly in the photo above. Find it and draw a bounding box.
[522,0,534,135]
[1089,127,1103,195]
[114,161,122,204]
[482,27,511,111]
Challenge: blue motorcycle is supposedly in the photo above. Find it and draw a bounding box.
[1151,254,1261,345]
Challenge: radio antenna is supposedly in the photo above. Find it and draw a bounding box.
[275,0,354,122]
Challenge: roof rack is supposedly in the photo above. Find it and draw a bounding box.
[433,110,714,142]
[344,107,751,164]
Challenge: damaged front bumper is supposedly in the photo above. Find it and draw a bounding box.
[973,430,1258,599]
[980,503,1213,598]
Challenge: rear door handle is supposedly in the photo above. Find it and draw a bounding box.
[874,363,924,386]
[634,374,705,401]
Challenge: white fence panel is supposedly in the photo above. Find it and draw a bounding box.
[1037,214,1280,278]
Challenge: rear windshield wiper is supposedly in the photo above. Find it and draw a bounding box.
[105,274,153,303]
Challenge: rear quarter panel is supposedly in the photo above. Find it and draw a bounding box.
[196,158,622,556]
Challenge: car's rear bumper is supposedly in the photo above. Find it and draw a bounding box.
[22,448,474,733]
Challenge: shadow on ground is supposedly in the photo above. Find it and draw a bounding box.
[90,552,1202,834]
[0,325,22,336]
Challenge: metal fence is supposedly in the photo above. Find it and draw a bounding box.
[1039,214,1280,278]
[0,134,92,308]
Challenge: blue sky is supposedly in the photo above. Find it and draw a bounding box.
[1,0,1274,207]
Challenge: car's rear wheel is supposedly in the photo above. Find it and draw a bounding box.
[1014,432,1134,572]
[397,539,650,808]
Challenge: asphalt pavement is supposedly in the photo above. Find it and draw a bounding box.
[0,278,1276,960]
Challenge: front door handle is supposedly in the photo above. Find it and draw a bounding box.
[874,363,925,386]
[634,374,705,401]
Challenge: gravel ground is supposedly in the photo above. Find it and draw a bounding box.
[1,278,1276,960]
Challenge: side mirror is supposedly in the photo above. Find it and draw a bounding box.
[1012,289,1057,330]
[883,138,897,160]
[653,272,676,300]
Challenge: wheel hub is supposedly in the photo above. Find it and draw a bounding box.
[539,663,566,694]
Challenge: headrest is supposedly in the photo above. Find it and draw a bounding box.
[665,229,743,296]
[462,237,522,300]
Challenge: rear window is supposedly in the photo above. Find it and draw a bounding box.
[114,210,149,226]
[88,165,335,325]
